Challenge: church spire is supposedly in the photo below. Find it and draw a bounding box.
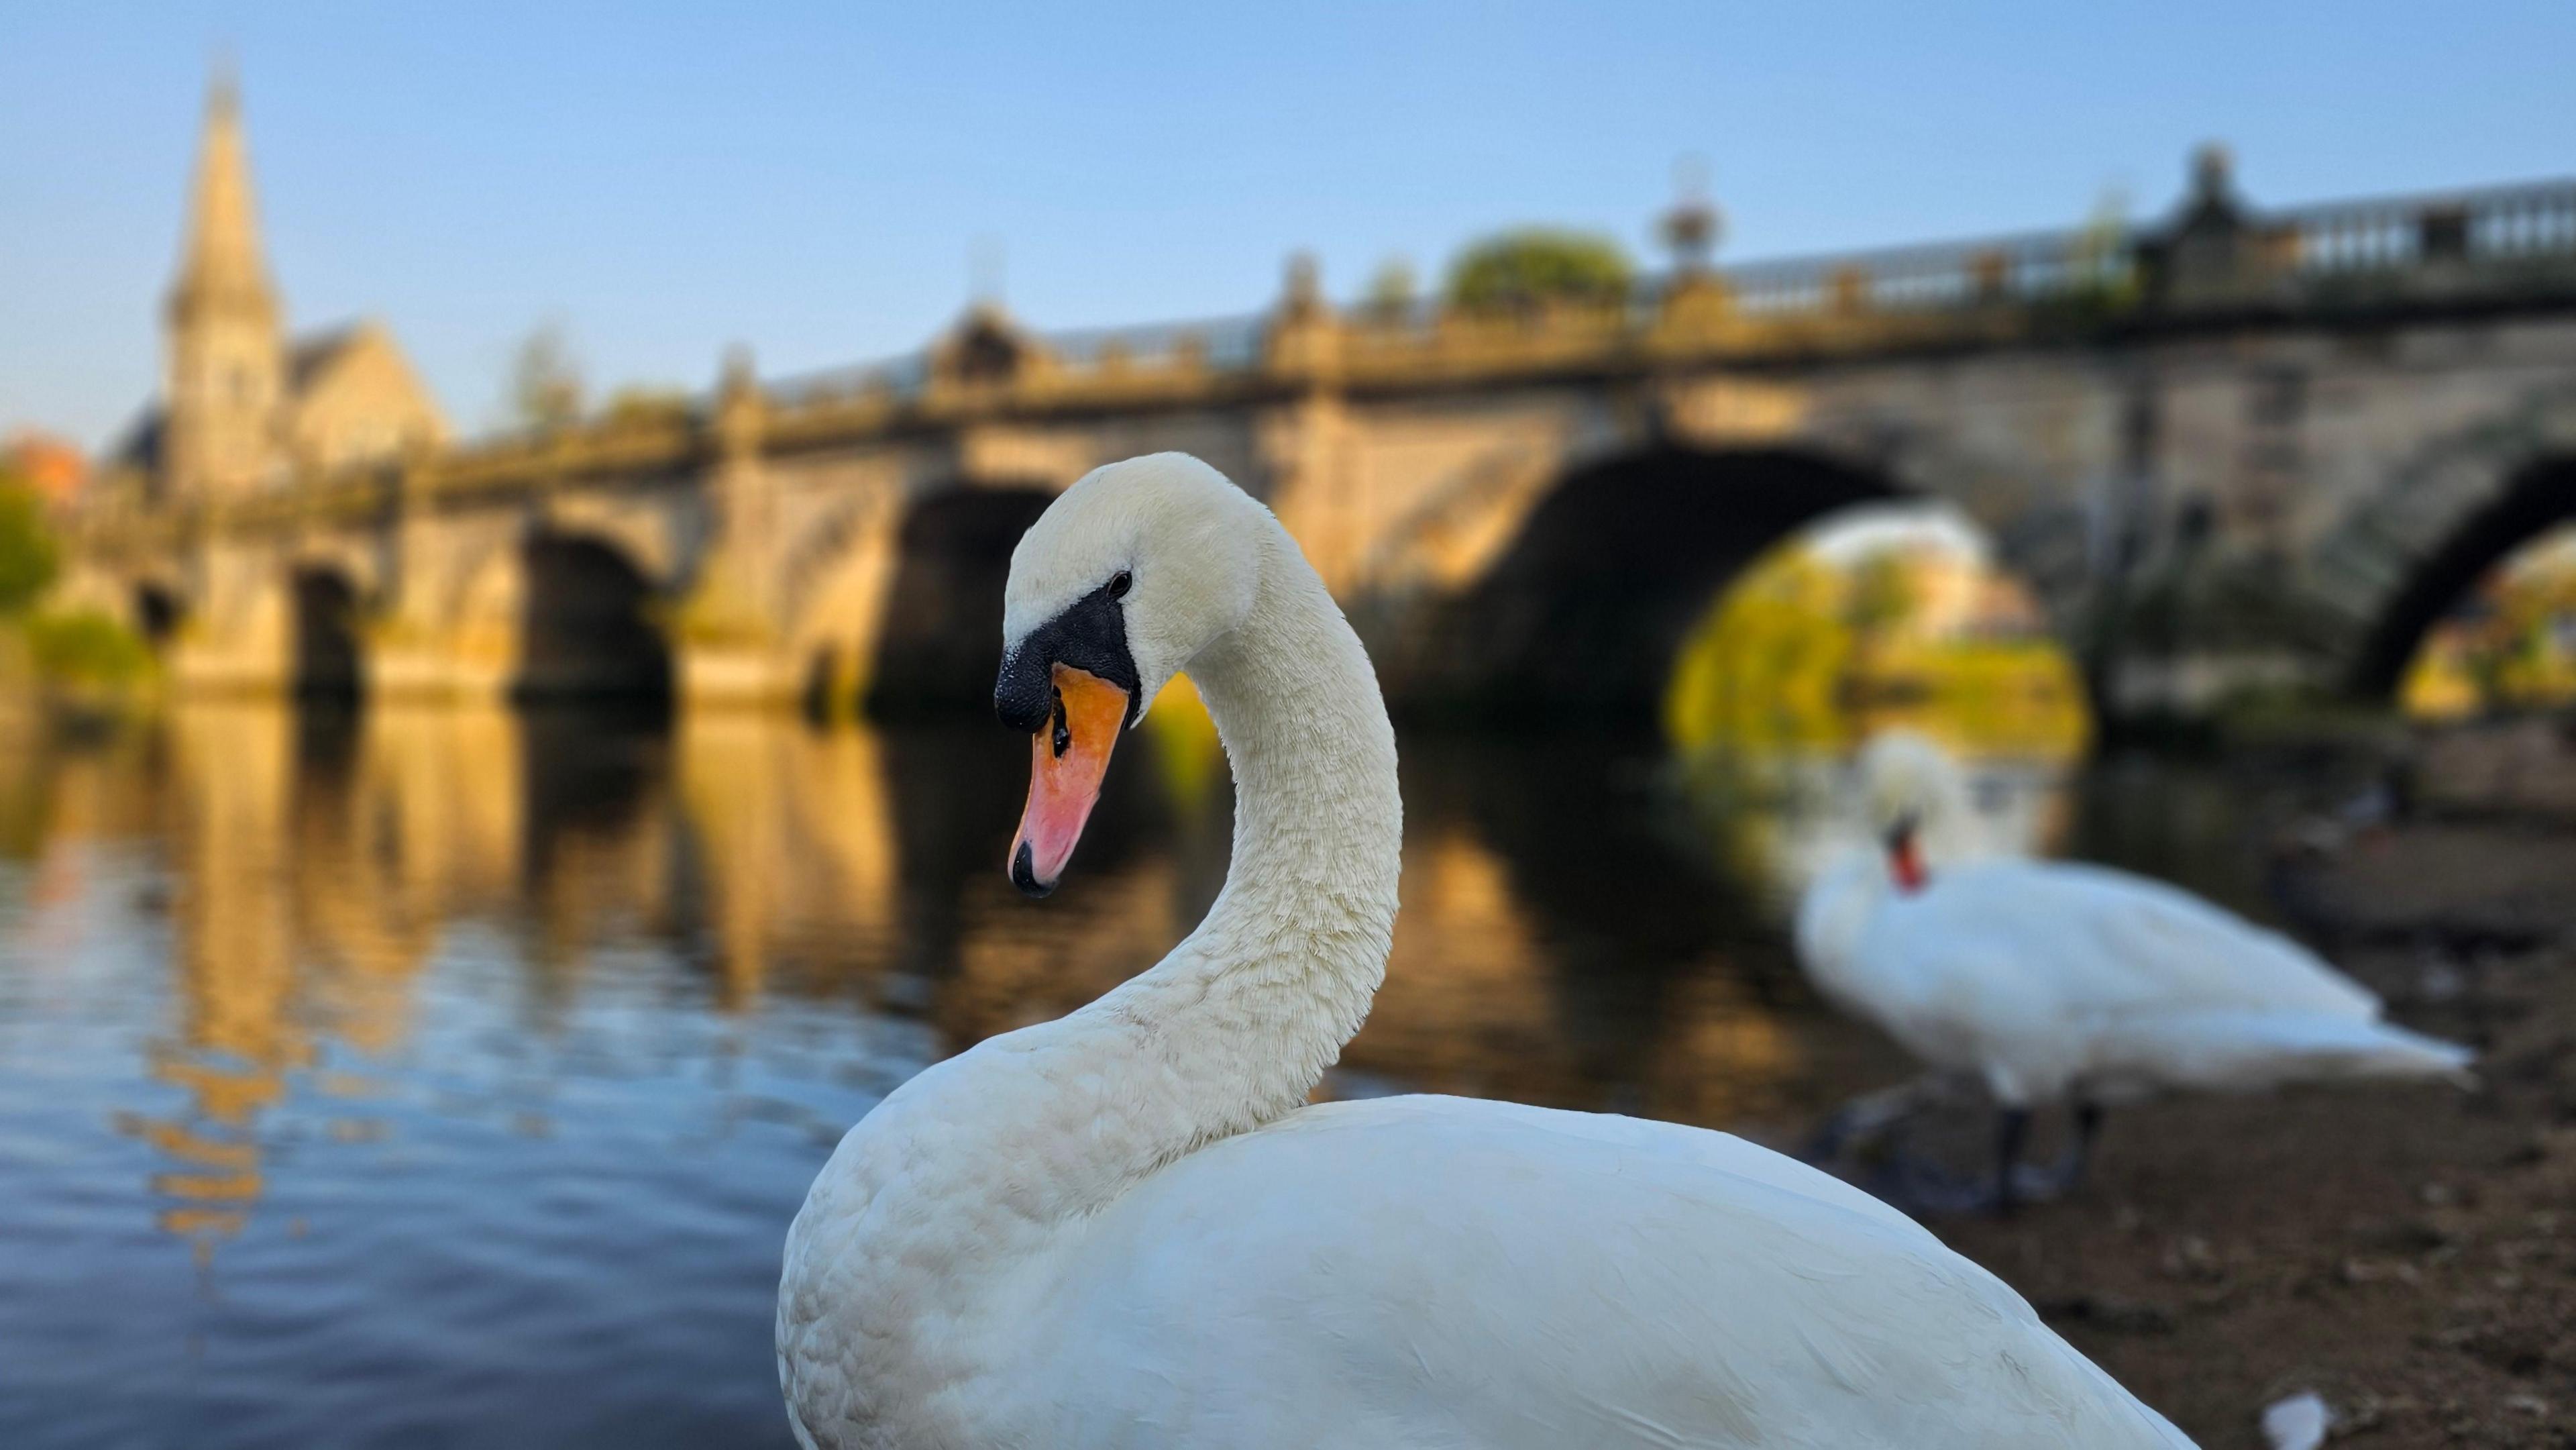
[162,63,284,499]
[168,63,278,328]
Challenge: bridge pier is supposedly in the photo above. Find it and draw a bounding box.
[665,349,816,711]
[162,539,299,696]
[367,483,523,705]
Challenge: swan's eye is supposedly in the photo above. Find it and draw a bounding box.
[1107,571,1132,600]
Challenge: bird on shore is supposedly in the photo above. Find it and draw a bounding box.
[778,454,2195,1449]
[1796,730,2475,1213]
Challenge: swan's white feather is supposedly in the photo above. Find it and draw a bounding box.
[780,458,2196,1450]
[1799,750,2473,1107]
[1017,1094,2192,1450]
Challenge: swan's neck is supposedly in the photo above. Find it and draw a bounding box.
[827,525,1397,1235]
[1082,527,1403,1158]
[778,519,1401,1432]
[1796,850,1892,992]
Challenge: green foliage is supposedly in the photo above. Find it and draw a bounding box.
[661,583,769,648]
[1664,547,1851,754]
[1142,674,1224,816]
[508,323,586,432]
[0,471,62,614]
[1365,256,1419,318]
[1840,549,1917,642]
[602,386,693,427]
[1664,539,2089,763]
[2057,188,2143,324]
[0,472,142,709]
[24,609,152,689]
[2402,524,2576,717]
[1445,229,1635,313]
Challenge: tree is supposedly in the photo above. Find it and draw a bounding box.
[2062,187,2141,321]
[602,384,693,426]
[1364,256,1418,319]
[0,466,60,613]
[508,323,586,432]
[1663,544,1851,755]
[1839,546,1919,689]
[1444,229,1635,313]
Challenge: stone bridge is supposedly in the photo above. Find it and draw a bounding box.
[62,158,2576,724]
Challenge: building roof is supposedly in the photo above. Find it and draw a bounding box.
[2,432,90,504]
[288,323,367,393]
[105,407,164,472]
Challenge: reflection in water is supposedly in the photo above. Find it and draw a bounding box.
[0,700,2261,1449]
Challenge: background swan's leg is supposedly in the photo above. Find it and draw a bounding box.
[1804,1076,2046,1216]
[2043,1100,2106,1196]
[1824,1084,1995,1216]
[1799,1074,1945,1164]
[1867,1141,1994,1216]
[1805,1080,2085,1219]
[1995,1100,2108,1206]
[1890,1106,2039,1216]
[1991,1107,2034,1214]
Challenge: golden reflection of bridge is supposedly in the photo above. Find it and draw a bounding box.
[19,697,1847,1260]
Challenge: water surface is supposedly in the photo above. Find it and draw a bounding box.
[0,703,2269,1448]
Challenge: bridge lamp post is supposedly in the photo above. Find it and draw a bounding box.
[1660,156,1724,280]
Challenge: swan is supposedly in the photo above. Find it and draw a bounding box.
[778,454,2195,1449]
[1795,731,2474,1212]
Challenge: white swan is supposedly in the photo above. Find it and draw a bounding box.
[1796,731,2473,1210]
[779,454,2195,1449]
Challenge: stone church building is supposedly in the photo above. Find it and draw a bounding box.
[107,76,445,501]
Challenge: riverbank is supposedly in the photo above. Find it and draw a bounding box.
[1916,773,2576,1447]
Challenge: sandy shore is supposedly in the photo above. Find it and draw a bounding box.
[1908,805,2576,1448]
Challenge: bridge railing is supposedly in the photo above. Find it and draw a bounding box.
[696,177,2576,431]
[1704,177,2576,317]
[2273,178,2576,277]
[1718,225,2133,317]
[1041,313,1269,372]
[759,312,1273,413]
[762,353,931,411]
[95,173,2576,527]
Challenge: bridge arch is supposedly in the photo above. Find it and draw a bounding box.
[864,483,1057,714]
[1395,445,1900,721]
[515,529,672,705]
[2348,451,2576,698]
[134,580,185,649]
[2310,389,2576,699]
[290,566,364,701]
[532,494,684,594]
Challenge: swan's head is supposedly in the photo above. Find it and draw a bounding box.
[1856,729,1967,891]
[996,453,1267,896]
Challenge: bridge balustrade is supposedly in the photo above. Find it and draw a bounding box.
[76,174,2576,550]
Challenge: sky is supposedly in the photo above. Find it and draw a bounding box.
[4,2,2573,450]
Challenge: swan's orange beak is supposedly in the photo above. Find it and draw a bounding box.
[1010,664,1131,896]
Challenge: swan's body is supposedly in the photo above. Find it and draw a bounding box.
[779,456,2193,1449]
[1799,849,2473,1109]
[1793,733,2471,1208]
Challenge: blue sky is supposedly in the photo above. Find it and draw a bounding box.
[5,2,2571,448]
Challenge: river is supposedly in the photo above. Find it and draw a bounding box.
[0,701,2274,1448]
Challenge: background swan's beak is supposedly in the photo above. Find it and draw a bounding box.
[1009,664,1130,896]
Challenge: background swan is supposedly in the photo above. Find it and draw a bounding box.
[1795,731,2475,1210]
[778,454,2194,1449]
